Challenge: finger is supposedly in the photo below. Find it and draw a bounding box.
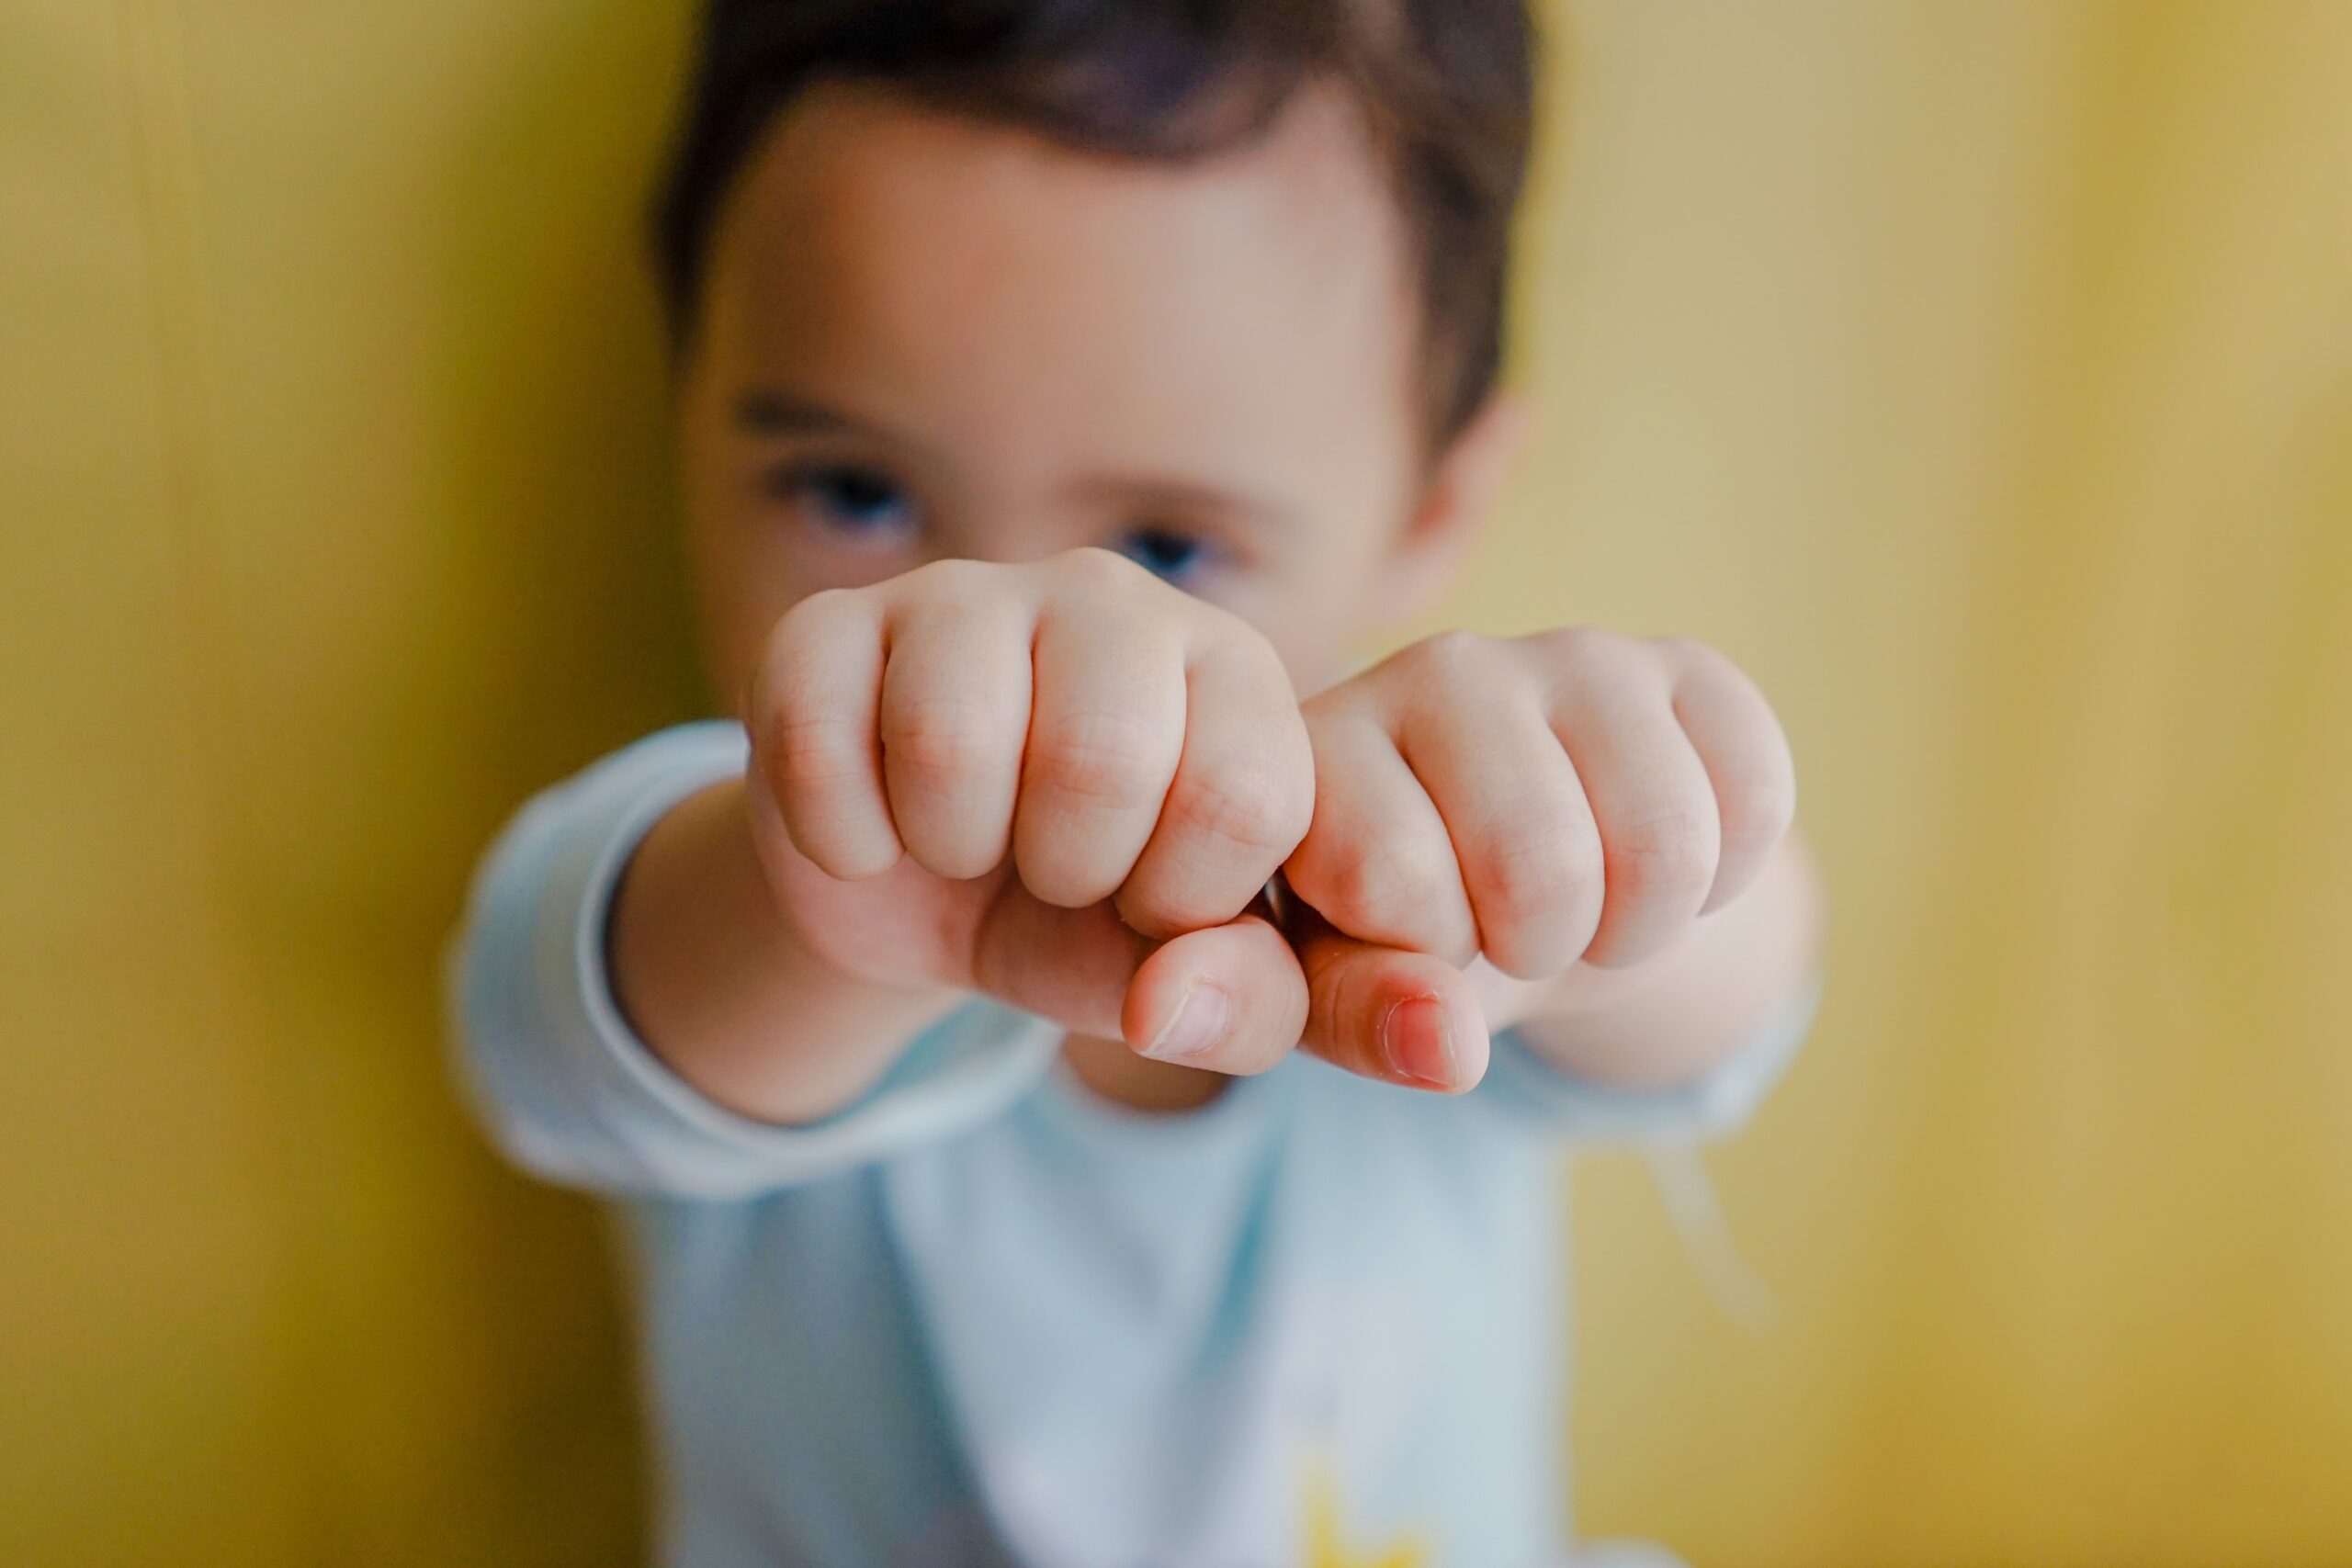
[1667,642,1799,915]
[1120,915,1310,1077]
[1551,668,1722,969]
[1013,594,1187,908]
[965,880,1153,1041]
[1283,700,1480,965]
[1115,634,1315,939]
[878,593,1033,880]
[1291,901,1489,1093]
[1396,687,1603,980]
[748,590,900,880]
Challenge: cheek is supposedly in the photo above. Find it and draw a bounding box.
[678,466,792,704]
[678,442,904,700]
[689,558,793,711]
[690,525,912,707]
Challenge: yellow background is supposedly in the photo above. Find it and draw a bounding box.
[4,2,2347,1562]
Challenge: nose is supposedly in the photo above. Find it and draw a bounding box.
[912,506,1081,571]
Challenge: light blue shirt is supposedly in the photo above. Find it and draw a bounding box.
[447,723,1813,1568]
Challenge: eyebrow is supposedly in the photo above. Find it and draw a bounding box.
[733,388,906,445]
[1073,473,1303,538]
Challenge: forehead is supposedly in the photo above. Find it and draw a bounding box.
[699,83,1421,491]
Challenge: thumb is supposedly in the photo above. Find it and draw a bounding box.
[1119,915,1310,1077]
[1289,898,1490,1093]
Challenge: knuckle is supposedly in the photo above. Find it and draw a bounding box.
[1532,626,1665,694]
[760,592,859,692]
[1472,817,1598,920]
[763,712,867,795]
[1529,624,1620,668]
[1307,830,1459,938]
[1297,681,1364,732]
[1165,755,1312,860]
[1210,602,1285,661]
[1302,949,1360,1058]
[1722,769,1799,850]
[758,586,869,691]
[752,709,865,808]
[1056,545,1154,598]
[1655,634,1724,669]
[1404,628,1494,683]
[901,555,994,602]
[1031,709,1170,807]
[1606,810,1720,898]
[888,699,1009,784]
[774,585,860,641]
[1116,872,1226,940]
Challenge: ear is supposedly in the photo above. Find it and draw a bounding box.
[1374,389,1534,626]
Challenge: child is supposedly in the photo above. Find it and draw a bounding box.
[449,2,1824,1562]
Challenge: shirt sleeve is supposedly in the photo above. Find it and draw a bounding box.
[443,721,1062,1201]
[1468,973,1822,1145]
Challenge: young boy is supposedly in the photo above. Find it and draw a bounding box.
[450,2,1823,1563]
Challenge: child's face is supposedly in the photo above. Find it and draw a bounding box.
[675,83,1511,701]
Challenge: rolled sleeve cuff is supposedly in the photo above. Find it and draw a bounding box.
[447,721,1060,1200]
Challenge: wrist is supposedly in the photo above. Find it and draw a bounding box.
[1503,831,1823,1091]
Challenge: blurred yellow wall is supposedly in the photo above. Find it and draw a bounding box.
[3,3,2346,1564]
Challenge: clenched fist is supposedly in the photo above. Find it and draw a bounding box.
[1273,627,1798,1088]
[743,547,1317,1065]
[1293,627,1797,973]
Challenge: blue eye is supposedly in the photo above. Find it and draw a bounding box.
[1117,526,1215,585]
[782,462,918,541]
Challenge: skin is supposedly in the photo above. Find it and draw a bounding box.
[610,82,1824,1121]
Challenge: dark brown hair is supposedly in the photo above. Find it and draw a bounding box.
[651,0,1538,443]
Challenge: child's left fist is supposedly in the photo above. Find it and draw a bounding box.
[1286,629,1796,977]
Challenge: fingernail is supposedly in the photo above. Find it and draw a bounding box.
[1143,980,1232,1064]
[1381,997,1455,1088]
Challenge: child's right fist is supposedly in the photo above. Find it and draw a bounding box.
[743,548,1314,1004]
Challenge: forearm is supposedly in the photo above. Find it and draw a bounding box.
[607,777,959,1125]
[1483,829,1825,1091]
